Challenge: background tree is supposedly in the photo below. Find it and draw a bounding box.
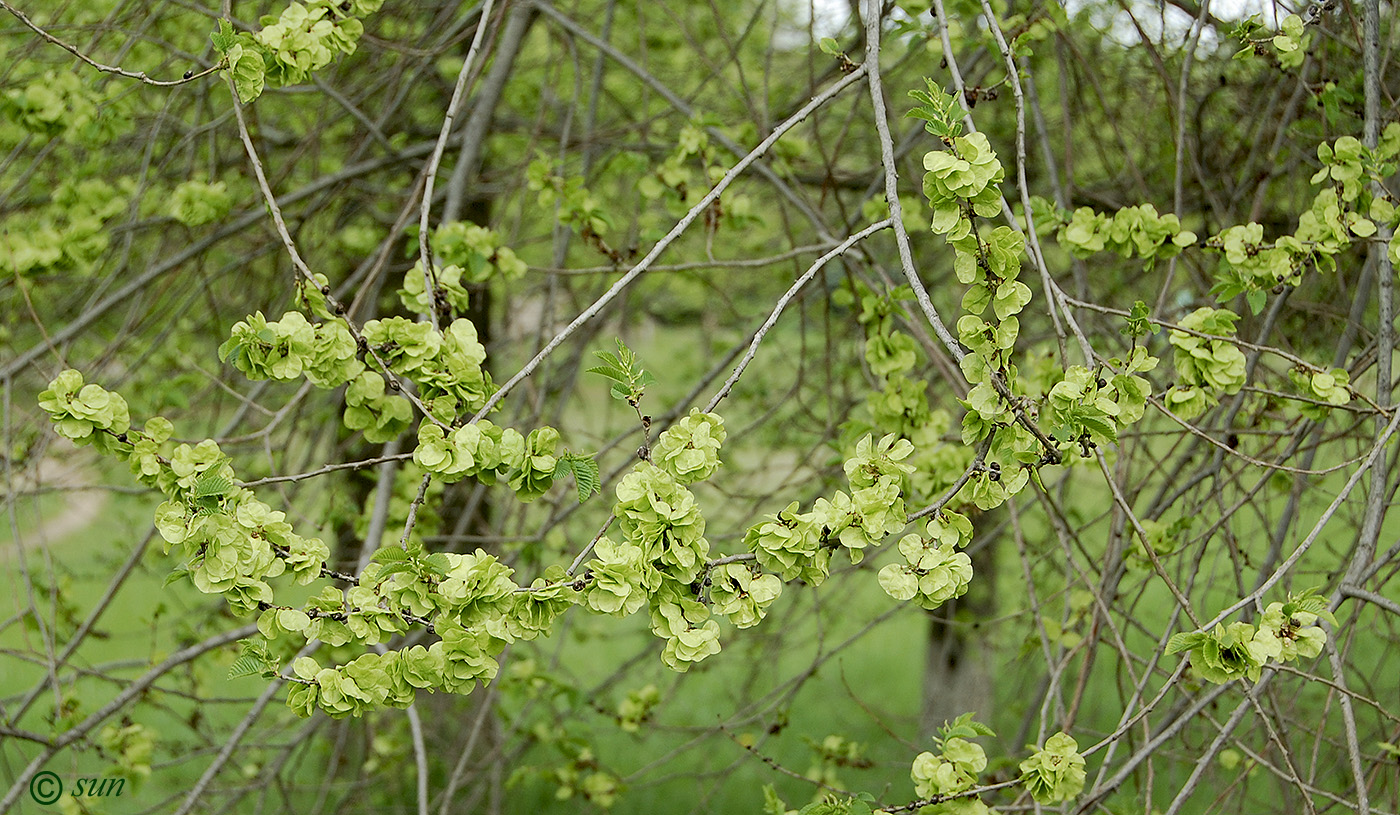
[3,0,1399,814]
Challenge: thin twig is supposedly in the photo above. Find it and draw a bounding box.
[417,0,499,330]
[470,66,868,421]
[0,0,221,86]
[705,219,893,412]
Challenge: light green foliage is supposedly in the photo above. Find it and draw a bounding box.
[649,589,722,671]
[583,538,650,616]
[878,512,974,609]
[1046,366,1120,446]
[306,321,364,387]
[908,715,996,813]
[282,597,506,716]
[169,179,234,227]
[2,176,133,276]
[1167,590,1334,684]
[510,427,561,502]
[434,220,528,282]
[553,451,602,503]
[1271,14,1310,68]
[1167,621,1264,683]
[157,487,330,613]
[98,721,155,789]
[616,684,661,732]
[550,755,622,808]
[1045,350,1155,450]
[1232,13,1310,69]
[417,319,494,415]
[295,272,337,320]
[38,370,131,450]
[1252,599,1328,662]
[1207,129,1400,306]
[437,549,519,627]
[840,283,972,505]
[906,79,966,143]
[1,70,127,144]
[399,222,527,315]
[1055,204,1195,265]
[636,125,700,204]
[634,115,765,234]
[806,734,868,793]
[810,485,901,565]
[16,1,1395,805]
[860,193,926,235]
[211,0,381,103]
[362,316,439,375]
[805,436,913,562]
[708,562,782,628]
[744,501,828,585]
[614,463,709,584]
[220,311,318,381]
[528,155,615,251]
[39,368,334,621]
[912,111,1004,237]
[1165,307,1247,419]
[652,409,726,483]
[922,131,1005,238]
[1211,222,1302,299]
[1126,517,1190,573]
[343,372,413,443]
[1121,300,1159,340]
[258,3,352,83]
[1286,365,1353,422]
[854,284,921,379]
[1313,136,1369,203]
[1019,732,1086,804]
[316,315,495,421]
[399,262,471,316]
[588,338,656,405]
[843,432,915,489]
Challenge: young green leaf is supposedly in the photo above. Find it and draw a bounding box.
[228,656,269,679]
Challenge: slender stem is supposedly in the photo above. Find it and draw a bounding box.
[0,0,220,86]
[418,0,499,330]
[471,66,868,421]
[706,219,894,412]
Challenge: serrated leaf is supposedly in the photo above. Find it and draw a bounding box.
[422,553,451,576]
[586,365,629,383]
[1166,631,1202,655]
[610,382,630,400]
[947,715,997,738]
[572,456,600,503]
[591,350,623,368]
[228,656,267,679]
[373,561,414,580]
[164,569,190,588]
[211,19,236,53]
[371,547,411,563]
[193,474,234,498]
[553,457,574,480]
[238,642,269,662]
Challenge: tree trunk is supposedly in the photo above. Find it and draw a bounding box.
[919,530,996,739]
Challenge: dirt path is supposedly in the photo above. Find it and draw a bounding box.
[2,456,108,560]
